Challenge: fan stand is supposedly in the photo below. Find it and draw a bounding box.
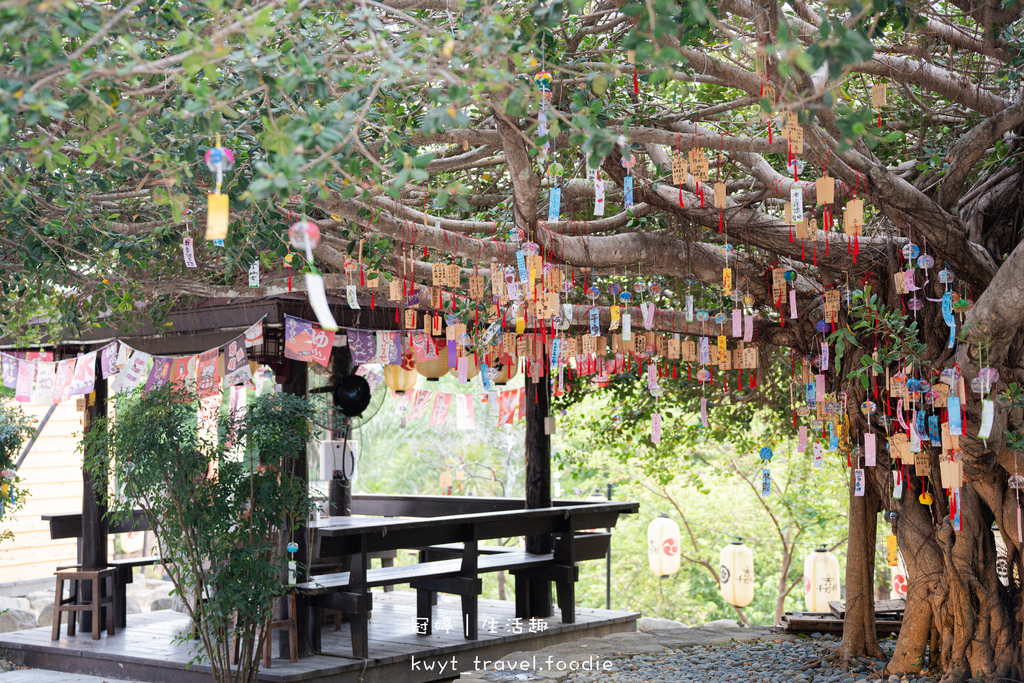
[328,417,354,517]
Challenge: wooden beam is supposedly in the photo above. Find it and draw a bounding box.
[281,359,311,658]
[80,377,109,631]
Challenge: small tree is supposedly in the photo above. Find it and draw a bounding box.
[0,402,35,546]
[84,384,315,683]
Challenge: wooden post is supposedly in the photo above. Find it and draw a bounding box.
[524,377,553,617]
[80,377,109,631]
[281,359,310,658]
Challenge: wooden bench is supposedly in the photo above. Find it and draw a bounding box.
[108,556,161,628]
[300,504,633,659]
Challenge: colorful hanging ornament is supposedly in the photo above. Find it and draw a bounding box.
[204,141,234,242]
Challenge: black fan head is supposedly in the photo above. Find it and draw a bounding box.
[332,375,372,417]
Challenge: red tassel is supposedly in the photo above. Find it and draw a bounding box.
[673,361,677,379]
[288,271,292,292]
[789,224,793,243]
[847,236,852,254]
[360,268,366,287]
[633,66,639,95]
[370,293,375,309]
[801,241,805,260]
[688,364,691,381]
[749,370,755,389]
[395,308,400,323]
[737,370,742,391]
[679,187,683,207]
[768,126,772,145]
[719,211,723,234]
[813,242,817,266]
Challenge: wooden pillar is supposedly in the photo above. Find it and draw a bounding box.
[524,376,553,617]
[81,377,109,631]
[281,359,310,658]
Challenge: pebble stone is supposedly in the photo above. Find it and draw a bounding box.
[561,636,931,683]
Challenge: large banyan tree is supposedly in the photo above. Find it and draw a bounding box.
[3,0,1024,679]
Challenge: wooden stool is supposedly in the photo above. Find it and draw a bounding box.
[230,591,297,668]
[52,568,116,640]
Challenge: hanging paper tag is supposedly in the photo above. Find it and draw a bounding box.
[516,250,528,282]
[624,176,634,208]
[206,193,229,240]
[648,363,657,391]
[622,313,631,342]
[700,398,708,427]
[698,337,709,364]
[305,272,338,331]
[893,470,904,499]
[865,433,876,466]
[248,262,260,288]
[789,289,797,319]
[643,302,656,329]
[480,320,501,346]
[685,295,694,322]
[821,343,829,371]
[610,305,620,330]
[183,238,197,268]
[941,291,956,349]
[346,284,360,309]
[790,187,804,217]
[951,488,961,531]
[910,420,922,452]
[458,355,469,383]
[732,309,742,337]
[549,338,561,372]
[979,399,994,440]
[948,396,962,435]
[651,413,662,443]
[589,307,600,336]
[481,365,493,392]
[594,179,605,216]
[744,315,753,342]
[855,469,865,496]
[548,187,562,222]
[798,426,807,452]
[815,374,826,402]
[761,468,771,496]
[813,442,824,467]
[829,424,838,451]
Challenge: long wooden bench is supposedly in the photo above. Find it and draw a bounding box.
[300,504,634,659]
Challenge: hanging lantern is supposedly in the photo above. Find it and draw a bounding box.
[803,546,841,612]
[416,349,450,382]
[383,363,417,394]
[719,539,754,607]
[647,515,681,578]
[493,360,518,385]
[889,550,908,599]
[448,356,480,381]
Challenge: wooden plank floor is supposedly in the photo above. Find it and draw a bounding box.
[0,591,639,683]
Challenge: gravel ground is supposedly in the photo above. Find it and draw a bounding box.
[560,635,924,683]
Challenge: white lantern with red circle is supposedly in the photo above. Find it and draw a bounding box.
[803,546,841,612]
[647,515,681,578]
[889,550,909,599]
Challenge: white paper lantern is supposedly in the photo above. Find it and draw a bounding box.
[719,539,755,607]
[647,516,681,578]
[803,546,841,612]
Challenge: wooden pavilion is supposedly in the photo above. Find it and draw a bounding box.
[0,291,639,682]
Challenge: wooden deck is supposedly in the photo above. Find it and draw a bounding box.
[0,591,638,683]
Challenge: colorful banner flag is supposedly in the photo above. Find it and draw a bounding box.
[456,394,475,430]
[30,362,56,405]
[171,355,197,388]
[14,360,34,403]
[284,315,313,361]
[100,342,120,379]
[195,349,221,397]
[347,328,377,365]
[430,392,453,426]
[67,351,97,397]
[222,335,251,386]
[310,325,335,368]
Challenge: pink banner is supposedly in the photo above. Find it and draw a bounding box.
[429,393,453,426]
[310,325,335,368]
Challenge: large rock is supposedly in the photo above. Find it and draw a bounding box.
[126,597,142,615]
[35,603,54,628]
[703,618,749,630]
[150,597,173,611]
[0,597,31,613]
[0,609,38,633]
[638,616,690,631]
[25,589,55,612]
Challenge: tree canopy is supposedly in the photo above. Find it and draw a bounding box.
[5,0,1024,679]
